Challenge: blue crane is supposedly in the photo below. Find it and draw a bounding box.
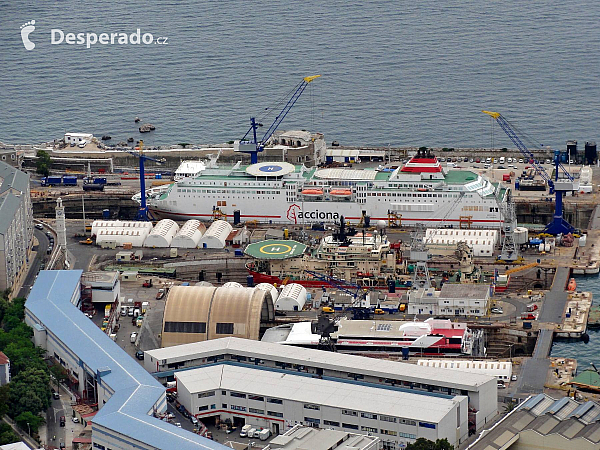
[236,75,321,164]
[483,111,579,235]
[125,140,165,221]
[305,270,372,319]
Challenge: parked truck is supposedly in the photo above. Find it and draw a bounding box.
[41,175,79,186]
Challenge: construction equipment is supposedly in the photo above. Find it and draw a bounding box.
[483,111,579,235]
[305,270,371,319]
[235,75,321,164]
[124,140,165,221]
[497,188,519,262]
[142,279,153,288]
[505,262,538,275]
[79,237,93,245]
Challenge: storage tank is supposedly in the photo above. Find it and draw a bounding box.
[567,140,578,159]
[275,283,307,311]
[585,141,597,165]
[514,227,529,245]
[254,283,279,303]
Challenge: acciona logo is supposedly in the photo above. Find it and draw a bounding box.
[51,28,168,49]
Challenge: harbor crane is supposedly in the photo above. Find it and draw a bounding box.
[483,111,579,235]
[125,140,165,221]
[235,75,321,164]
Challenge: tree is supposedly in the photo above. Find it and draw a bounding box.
[406,438,454,450]
[0,384,9,416]
[36,150,51,177]
[0,423,19,445]
[49,364,68,390]
[15,411,45,434]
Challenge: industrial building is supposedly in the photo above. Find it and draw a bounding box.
[175,363,468,449]
[24,270,223,450]
[408,284,491,317]
[0,161,33,294]
[161,285,275,347]
[81,271,120,304]
[144,219,180,247]
[171,220,206,248]
[199,220,232,249]
[275,283,307,311]
[144,337,498,432]
[91,220,154,237]
[265,425,380,450]
[469,393,600,450]
[424,228,499,257]
[418,360,513,382]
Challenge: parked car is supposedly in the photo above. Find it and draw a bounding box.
[35,223,44,230]
[519,158,524,163]
[156,288,166,300]
[491,307,504,314]
[72,417,79,423]
[191,416,199,426]
[135,350,144,360]
[60,416,65,427]
[240,425,252,437]
[511,375,517,381]
[130,332,138,343]
[53,392,60,400]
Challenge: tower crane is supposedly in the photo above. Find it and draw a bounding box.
[235,75,321,164]
[126,140,165,221]
[483,111,579,235]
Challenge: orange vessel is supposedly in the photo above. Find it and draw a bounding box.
[567,278,577,291]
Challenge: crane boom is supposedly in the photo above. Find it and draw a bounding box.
[236,75,321,164]
[125,140,164,221]
[482,111,578,235]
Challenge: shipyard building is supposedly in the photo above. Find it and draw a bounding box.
[0,161,33,294]
[144,337,498,434]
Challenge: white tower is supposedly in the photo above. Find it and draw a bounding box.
[55,198,67,250]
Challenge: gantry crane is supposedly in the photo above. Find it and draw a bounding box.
[235,75,321,164]
[126,140,165,221]
[483,111,579,235]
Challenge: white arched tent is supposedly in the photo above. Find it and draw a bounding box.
[199,220,233,249]
[144,219,180,248]
[171,220,205,248]
[275,283,307,311]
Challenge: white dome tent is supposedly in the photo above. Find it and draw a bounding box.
[91,220,153,237]
[144,219,180,248]
[254,283,279,303]
[275,283,307,311]
[171,220,206,248]
[199,220,233,249]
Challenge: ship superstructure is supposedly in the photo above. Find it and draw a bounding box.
[137,148,507,226]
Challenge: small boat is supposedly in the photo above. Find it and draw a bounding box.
[567,278,577,291]
[417,187,429,192]
[101,135,111,140]
[330,189,352,197]
[301,188,324,196]
[127,137,134,143]
[134,117,141,123]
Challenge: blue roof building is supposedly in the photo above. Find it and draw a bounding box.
[25,270,226,450]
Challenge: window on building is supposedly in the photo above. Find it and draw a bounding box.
[267,398,283,404]
[230,392,246,398]
[419,422,436,429]
[222,404,227,409]
[380,415,397,423]
[361,426,378,433]
[361,412,377,419]
[231,405,246,411]
[341,409,358,416]
[304,404,320,410]
[399,432,416,439]
[267,411,283,418]
[382,441,396,450]
[342,423,359,430]
[304,417,320,425]
[248,395,264,401]
[164,321,206,333]
[249,408,264,414]
[198,391,215,398]
[199,405,209,411]
[323,420,340,427]
[216,323,234,334]
[380,429,397,436]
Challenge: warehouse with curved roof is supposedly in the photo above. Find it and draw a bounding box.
[275,283,307,311]
[91,220,153,237]
[161,285,275,347]
[144,219,180,248]
[199,220,232,249]
[96,228,150,247]
[171,220,205,248]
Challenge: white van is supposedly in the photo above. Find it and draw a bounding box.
[486,157,492,163]
[240,425,252,438]
[247,428,257,439]
[499,157,505,164]
[446,162,455,168]
[483,163,490,169]
[259,429,271,441]
[120,306,127,316]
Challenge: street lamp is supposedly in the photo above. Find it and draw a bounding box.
[26,422,30,436]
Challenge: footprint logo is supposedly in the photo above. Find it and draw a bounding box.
[20,20,36,51]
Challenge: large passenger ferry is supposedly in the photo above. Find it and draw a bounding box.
[137,148,507,226]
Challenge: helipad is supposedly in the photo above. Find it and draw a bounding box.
[246,162,296,177]
[244,239,307,260]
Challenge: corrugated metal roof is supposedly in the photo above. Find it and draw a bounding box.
[25,270,225,450]
[176,364,462,423]
[146,336,495,390]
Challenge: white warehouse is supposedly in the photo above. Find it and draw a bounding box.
[424,229,499,257]
[144,219,179,248]
[417,360,513,383]
[199,220,232,249]
[96,228,150,248]
[175,364,469,449]
[91,220,153,237]
[171,220,205,248]
[275,283,307,311]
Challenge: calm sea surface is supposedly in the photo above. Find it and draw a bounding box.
[1,1,600,148]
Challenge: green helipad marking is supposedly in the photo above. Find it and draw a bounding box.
[244,239,307,260]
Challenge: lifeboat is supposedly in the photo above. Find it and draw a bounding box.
[417,187,429,192]
[330,189,352,197]
[301,188,324,196]
[567,278,577,291]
